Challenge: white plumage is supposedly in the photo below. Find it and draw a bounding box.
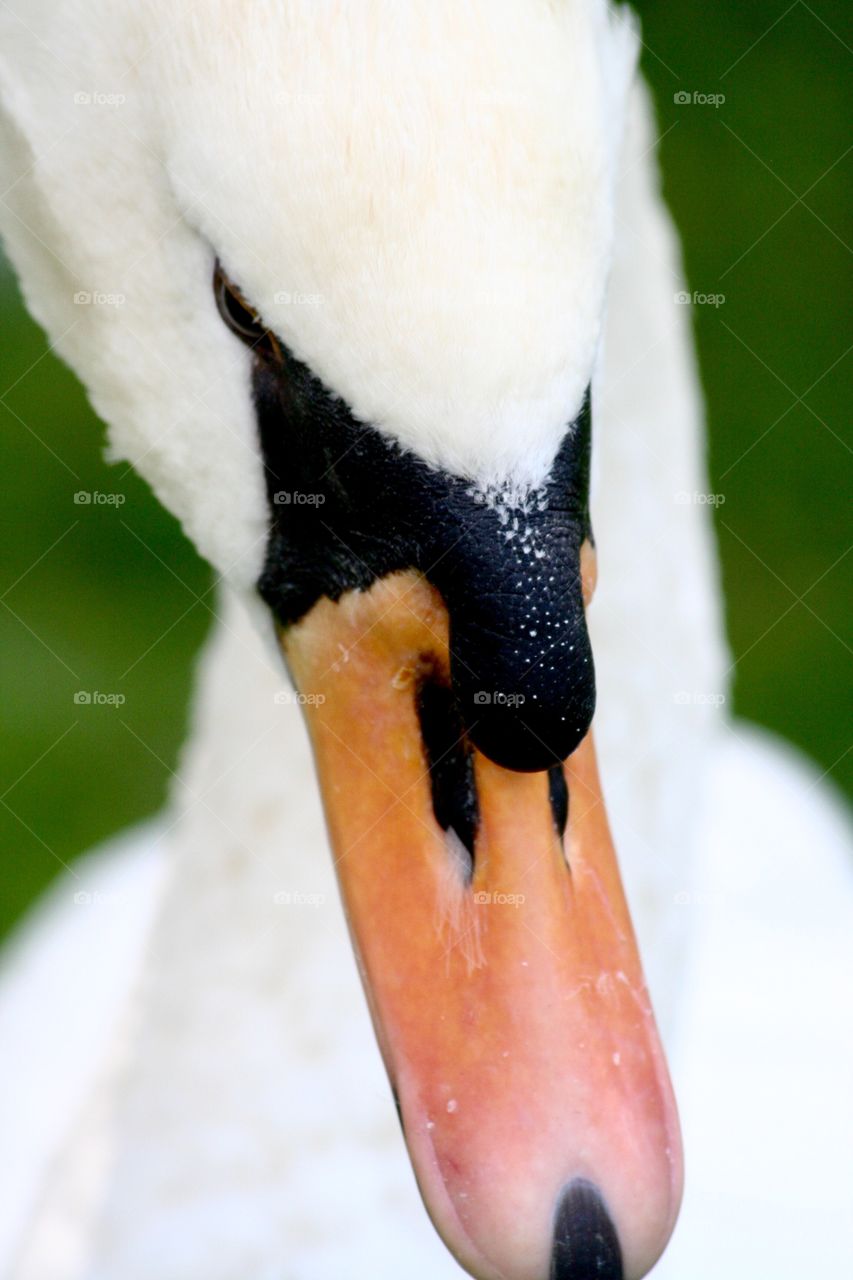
[0,2,850,1277]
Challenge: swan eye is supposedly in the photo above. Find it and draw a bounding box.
[213,261,279,361]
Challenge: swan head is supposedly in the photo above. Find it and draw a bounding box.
[0,1,682,1276]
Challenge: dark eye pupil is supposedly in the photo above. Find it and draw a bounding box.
[222,285,261,337]
[213,261,278,359]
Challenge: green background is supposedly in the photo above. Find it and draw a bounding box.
[1,1,851,941]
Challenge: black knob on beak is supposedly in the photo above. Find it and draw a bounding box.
[440,523,595,774]
[450,617,595,774]
[436,394,596,774]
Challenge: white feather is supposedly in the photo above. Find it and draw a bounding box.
[0,2,849,1278]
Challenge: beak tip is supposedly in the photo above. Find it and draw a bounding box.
[550,1179,623,1280]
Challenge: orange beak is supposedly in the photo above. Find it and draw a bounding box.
[282,571,682,1280]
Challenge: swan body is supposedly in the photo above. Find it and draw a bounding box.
[1,2,850,1277]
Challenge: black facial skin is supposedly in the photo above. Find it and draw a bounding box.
[548,764,570,840]
[417,679,479,874]
[253,341,595,774]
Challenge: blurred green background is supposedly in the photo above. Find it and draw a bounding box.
[1,0,851,941]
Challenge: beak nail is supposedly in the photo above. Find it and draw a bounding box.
[551,1179,623,1280]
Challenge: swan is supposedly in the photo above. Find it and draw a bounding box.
[0,2,850,1278]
